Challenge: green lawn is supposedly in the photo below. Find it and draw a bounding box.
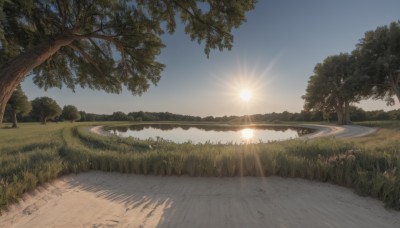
[0,121,399,213]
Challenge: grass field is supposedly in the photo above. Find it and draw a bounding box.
[0,121,399,213]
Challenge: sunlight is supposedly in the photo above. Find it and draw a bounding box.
[239,89,252,102]
[240,128,254,141]
[210,57,278,116]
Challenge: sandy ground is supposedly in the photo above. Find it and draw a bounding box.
[1,171,399,228]
[89,125,113,136]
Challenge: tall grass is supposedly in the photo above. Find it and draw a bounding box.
[0,123,67,211]
[0,121,399,213]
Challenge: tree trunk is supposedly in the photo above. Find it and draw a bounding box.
[11,111,18,128]
[392,83,400,105]
[41,115,47,125]
[335,102,345,125]
[335,100,352,125]
[344,101,351,125]
[387,72,400,105]
[0,34,77,125]
[336,109,344,125]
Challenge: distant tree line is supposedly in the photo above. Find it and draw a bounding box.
[4,85,81,127]
[43,108,400,123]
[202,108,400,123]
[5,86,400,127]
[77,111,203,122]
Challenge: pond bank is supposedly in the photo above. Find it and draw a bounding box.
[90,124,377,139]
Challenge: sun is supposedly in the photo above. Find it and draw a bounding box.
[239,89,252,102]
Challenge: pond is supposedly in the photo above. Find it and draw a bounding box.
[107,124,315,144]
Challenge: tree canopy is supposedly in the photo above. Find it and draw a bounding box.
[355,21,400,105]
[31,97,62,124]
[61,105,81,122]
[0,0,256,125]
[302,53,366,125]
[108,111,129,121]
[6,85,32,128]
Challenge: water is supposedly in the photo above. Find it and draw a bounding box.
[107,124,314,144]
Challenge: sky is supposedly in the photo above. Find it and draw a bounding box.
[21,0,400,117]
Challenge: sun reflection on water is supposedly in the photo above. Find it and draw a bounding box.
[240,128,254,142]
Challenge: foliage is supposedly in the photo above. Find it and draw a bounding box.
[355,21,400,105]
[1,0,256,93]
[302,53,367,125]
[5,85,31,128]
[127,111,202,121]
[61,105,81,122]
[109,111,132,121]
[30,97,62,124]
[1,121,400,213]
[349,106,367,121]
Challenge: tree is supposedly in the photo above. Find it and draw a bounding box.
[387,109,400,120]
[110,111,131,121]
[302,53,365,125]
[31,97,62,124]
[355,21,400,105]
[61,105,81,122]
[0,0,256,125]
[79,111,87,121]
[349,106,367,122]
[5,85,32,128]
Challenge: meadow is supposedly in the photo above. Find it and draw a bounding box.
[0,121,399,213]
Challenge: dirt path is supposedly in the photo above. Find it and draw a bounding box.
[299,124,376,139]
[1,171,399,228]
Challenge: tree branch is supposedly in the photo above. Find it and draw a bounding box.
[173,0,232,38]
[80,1,95,28]
[56,0,68,28]
[78,33,130,77]
[87,38,108,59]
[68,43,104,76]
[55,0,64,26]
[86,34,125,55]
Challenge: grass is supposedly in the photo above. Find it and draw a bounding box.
[0,121,399,213]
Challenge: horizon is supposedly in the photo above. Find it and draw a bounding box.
[69,108,396,119]
[20,0,400,116]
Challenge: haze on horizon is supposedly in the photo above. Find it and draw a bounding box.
[21,0,400,117]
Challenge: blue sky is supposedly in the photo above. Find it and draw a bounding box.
[21,0,400,116]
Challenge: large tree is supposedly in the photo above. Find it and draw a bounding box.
[61,105,80,122]
[302,53,366,125]
[31,97,62,124]
[355,21,400,105]
[5,84,32,128]
[0,0,256,125]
